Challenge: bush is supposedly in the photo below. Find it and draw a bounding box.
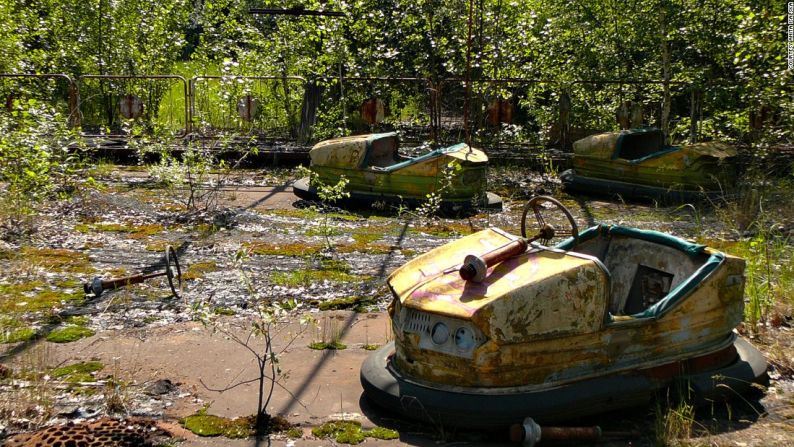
[0,99,83,236]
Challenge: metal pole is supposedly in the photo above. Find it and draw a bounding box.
[463,0,474,145]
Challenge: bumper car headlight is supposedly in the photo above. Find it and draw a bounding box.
[454,327,476,350]
[431,322,450,344]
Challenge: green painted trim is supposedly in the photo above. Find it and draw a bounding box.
[557,224,706,257]
[626,146,680,164]
[373,143,467,173]
[634,252,724,319]
[558,224,723,320]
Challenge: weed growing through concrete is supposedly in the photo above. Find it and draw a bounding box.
[309,315,348,350]
[295,165,351,251]
[192,248,311,435]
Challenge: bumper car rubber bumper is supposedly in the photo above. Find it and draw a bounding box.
[360,338,767,429]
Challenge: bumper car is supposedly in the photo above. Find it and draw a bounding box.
[361,196,767,429]
[293,132,502,211]
[560,128,737,202]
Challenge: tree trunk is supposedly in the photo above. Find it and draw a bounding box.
[298,80,322,144]
[660,10,671,145]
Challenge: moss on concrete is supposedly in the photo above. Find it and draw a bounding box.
[180,413,255,438]
[270,270,370,288]
[213,306,236,316]
[367,426,399,440]
[267,208,361,222]
[0,283,85,315]
[144,241,171,252]
[46,326,95,343]
[308,341,347,350]
[1,327,36,343]
[182,261,219,281]
[74,222,164,239]
[410,222,477,237]
[245,241,324,257]
[51,361,103,382]
[285,427,303,439]
[312,420,399,444]
[181,414,228,437]
[312,421,365,444]
[318,295,374,312]
[20,247,95,274]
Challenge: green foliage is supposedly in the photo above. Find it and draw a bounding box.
[416,160,461,217]
[0,100,84,233]
[146,138,225,212]
[0,0,789,148]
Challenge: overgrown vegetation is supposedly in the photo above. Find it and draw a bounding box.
[0,100,85,238]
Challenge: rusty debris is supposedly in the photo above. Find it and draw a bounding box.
[83,246,182,299]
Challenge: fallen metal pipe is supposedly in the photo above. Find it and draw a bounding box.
[509,417,602,447]
[459,238,528,282]
[84,246,182,299]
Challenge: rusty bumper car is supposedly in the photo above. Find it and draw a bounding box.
[560,128,737,202]
[293,132,501,211]
[361,196,766,428]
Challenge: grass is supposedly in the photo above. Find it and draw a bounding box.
[700,233,793,332]
[654,393,697,446]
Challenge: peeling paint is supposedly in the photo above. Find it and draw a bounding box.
[308,133,490,201]
[388,227,747,389]
[572,129,737,190]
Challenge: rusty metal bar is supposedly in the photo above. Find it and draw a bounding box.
[510,417,604,446]
[189,75,307,137]
[78,74,190,136]
[0,73,81,127]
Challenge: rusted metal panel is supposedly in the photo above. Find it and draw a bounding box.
[309,134,369,168]
[571,129,737,191]
[308,133,489,201]
[389,229,746,389]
